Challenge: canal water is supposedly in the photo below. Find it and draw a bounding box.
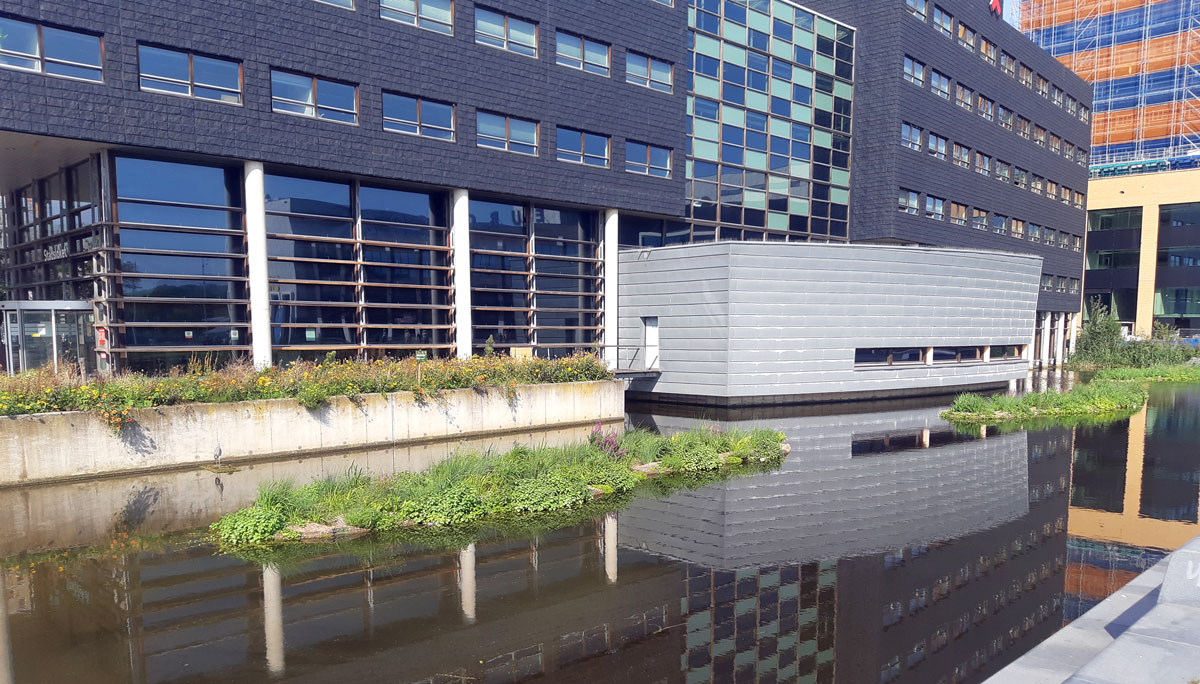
[2,381,1198,684]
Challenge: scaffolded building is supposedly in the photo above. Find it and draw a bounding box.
[1023,0,1200,174]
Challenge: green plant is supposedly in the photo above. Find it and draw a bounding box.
[209,505,286,545]
[942,381,1148,425]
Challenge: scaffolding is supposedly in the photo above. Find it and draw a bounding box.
[1022,0,1200,167]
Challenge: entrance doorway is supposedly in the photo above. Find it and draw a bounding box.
[1,302,96,376]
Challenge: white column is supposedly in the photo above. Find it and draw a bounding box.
[1068,312,1079,357]
[983,345,991,363]
[0,572,13,684]
[1039,312,1052,369]
[602,209,619,370]
[263,565,285,678]
[451,189,473,360]
[603,512,618,584]
[459,543,477,624]
[245,162,272,370]
[1055,312,1067,368]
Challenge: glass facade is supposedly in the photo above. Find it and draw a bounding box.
[264,174,453,360]
[684,0,854,244]
[469,200,602,357]
[2,159,101,302]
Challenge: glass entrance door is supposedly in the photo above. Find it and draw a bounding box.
[21,312,55,372]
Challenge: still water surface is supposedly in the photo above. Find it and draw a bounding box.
[3,382,1198,684]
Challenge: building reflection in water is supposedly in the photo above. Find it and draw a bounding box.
[1065,383,1200,621]
[3,397,1075,684]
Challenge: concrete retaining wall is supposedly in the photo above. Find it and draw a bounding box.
[0,381,624,488]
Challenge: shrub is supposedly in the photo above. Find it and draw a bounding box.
[661,432,724,472]
[210,505,286,545]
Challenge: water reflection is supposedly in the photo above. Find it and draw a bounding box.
[6,396,1084,684]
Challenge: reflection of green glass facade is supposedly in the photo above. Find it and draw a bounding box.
[687,0,854,242]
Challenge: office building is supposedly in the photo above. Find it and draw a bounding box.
[0,0,688,373]
[1021,1,1200,337]
[1,0,1089,377]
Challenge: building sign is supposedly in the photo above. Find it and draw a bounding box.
[990,0,1002,17]
[40,242,69,262]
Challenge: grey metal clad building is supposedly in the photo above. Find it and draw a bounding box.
[618,241,1041,404]
[0,0,687,373]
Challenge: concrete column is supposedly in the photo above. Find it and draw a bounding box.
[603,512,618,584]
[245,162,272,369]
[262,565,285,678]
[458,543,476,624]
[983,345,991,363]
[1055,312,1067,368]
[1068,312,1079,356]
[924,347,933,366]
[1039,312,1052,369]
[1134,204,1161,338]
[0,572,13,684]
[451,189,473,359]
[602,209,619,369]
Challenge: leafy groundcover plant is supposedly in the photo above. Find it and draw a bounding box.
[0,353,611,432]
[940,381,1148,425]
[212,427,789,547]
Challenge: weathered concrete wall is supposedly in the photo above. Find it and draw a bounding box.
[0,423,605,558]
[0,381,624,488]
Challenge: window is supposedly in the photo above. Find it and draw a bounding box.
[991,214,1007,235]
[995,160,1011,182]
[927,133,948,160]
[1056,276,1068,293]
[138,45,241,104]
[1064,140,1075,160]
[856,348,926,365]
[979,38,996,65]
[957,22,975,51]
[626,141,671,177]
[977,95,994,121]
[1031,175,1043,195]
[556,128,608,167]
[884,601,904,627]
[998,106,1013,130]
[556,32,609,76]
[906,0,928,20]
[476,111,538,155]
[1044,228,1057,247]
[1029,224,1041,242]
[925,195,945,220]
[1017,117,1030,139]
[956,84,973,111]
[901,123,922,151]
[1073,235,1082,251]
[1080,105,1090,124]
[930,70,950,99]
[950,202,967,226]
[1077,148,1088,166]
[1001,52,1017,77]
[953,143,970,168]
[1013,167,1028,189]
[1089,207,1142,231]
[1052,86,1064,107]
[380,0,453,33]
[971,208,987,231]
[382,93,454,140]
[903,56,926,87]
[475,8,537,56]
[909,640,927,668]
[1073,190,1084,209]
[316,0,354,7]
[882,657,901,684]
[0,17,103,82]
[1066,96,1079,116]
[933,7,953,37]
[270,70,357,123]
[1046,179,1058,199]
[1060,185,1070,205]
[1033,126,1046,147]
[899,189,919,215]
[1070,278,1080,294]
[1011,219,1026,238]
[974,152,991,176]
[1019,64,1033,88]
[627,52,672,92]
[1036,75,1049,98]
[1049,133,1061,154]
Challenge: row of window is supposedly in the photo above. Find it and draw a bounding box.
[1042,274,1082,294]
[899,123,1086,209]
[903,0,1090,124]
[854,345,1024,366]
[902,56,1089,168]
[897,188,1083,253]
[1088,203,1200,232]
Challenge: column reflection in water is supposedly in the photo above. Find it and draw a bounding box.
[0,571,12,684]
[603,512,618,584]
[459,543,477,624]
[262,564,284,678]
